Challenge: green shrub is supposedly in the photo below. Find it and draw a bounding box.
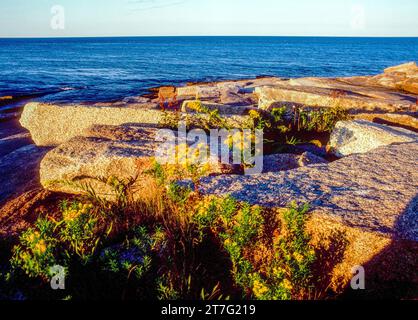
[59,201,99,263]
[296,106,351,132]
[6,161,344,300]
[100,226,153,281]
[193,198,316,300]
[11,218,60,279]
[267,203,316,300]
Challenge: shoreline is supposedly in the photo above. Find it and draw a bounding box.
[0,63,417,300]
[0,75,278,109]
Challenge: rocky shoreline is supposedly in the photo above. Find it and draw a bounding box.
[0,62,417,298]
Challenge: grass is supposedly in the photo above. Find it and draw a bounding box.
[160,100,232,131]
[0,161,349,301]
[248,105,351,150]
[1,97,352,300]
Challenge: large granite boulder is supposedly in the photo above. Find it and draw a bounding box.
[20,103,166,146]
[40,125,159,196]
[199,142,418,293]
[20,102,252,146]
[40,124,240,196]
[254,63,418,112]
[379,62,418,94]
[384,62,418,74]
[329,120,418,157]
[342,62,418,95]
[200,142,418,240]
[255,81,416,112]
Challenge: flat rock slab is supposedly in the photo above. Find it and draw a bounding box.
[199,142,418,241]
[255,79,417,112]
[262,152,328,173]
[254,63,418,112]
[344,62,418,95]
[40,125,160,196]
[354,113,418,132]
[329,120,418,157]
[177,77,285,105]
[40,124,241,196]
[0,145,50,203]
[20,102,252,146]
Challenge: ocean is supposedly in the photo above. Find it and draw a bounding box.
[1,36,418,107]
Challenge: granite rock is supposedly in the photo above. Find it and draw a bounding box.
[329,120,418,157]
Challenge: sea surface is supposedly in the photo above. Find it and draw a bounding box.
[1,36,418,108]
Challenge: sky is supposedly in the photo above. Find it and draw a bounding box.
[0,0,417,37]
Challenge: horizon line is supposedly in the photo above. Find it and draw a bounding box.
[1,35,418,40]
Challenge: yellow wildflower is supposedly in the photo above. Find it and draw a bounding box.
[248,110,260,119]
[273,266,286,276]
[20,252,30,261]
[34,240,47,254]
[80,203,93,214]
[282,279,293,291]
[64,209,80,222]
[293,252,304,263]
[26,231,40,243]
[253,280,269,298]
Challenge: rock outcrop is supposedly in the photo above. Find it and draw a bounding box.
[255,79,417,112]
[39,124,240,196]
[354,113,418,132]
[40,125,161,196]
[2,64,418,297]
[261,152,328,173]
[199,142,418,291]
[177,77,285,105]
[0,145,49,203]
[329,120,418,157]
[254,63,418,112]
[346,62,418,95]
[199,142,418,242]
[20,102,252,146]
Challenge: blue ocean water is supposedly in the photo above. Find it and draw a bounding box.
[0,37,417,105]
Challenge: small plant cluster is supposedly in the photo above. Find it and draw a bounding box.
[193,197,317,300]
[249,107,290,133]
[11,202,100,279]
[292,105,351,133]
[2,162,345,300]
[160,100,232,131]
[186,100,231,130]
[249,105,350,134]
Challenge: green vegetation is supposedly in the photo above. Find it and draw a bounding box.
[160,100,232,130]
[248,105,351,149]
[249,105,350,134]
[0,161,347,300]
[0,96,352,300]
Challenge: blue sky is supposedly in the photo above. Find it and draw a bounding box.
[0,0,417,37]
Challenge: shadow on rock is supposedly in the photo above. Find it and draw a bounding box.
[341,193,418,300]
